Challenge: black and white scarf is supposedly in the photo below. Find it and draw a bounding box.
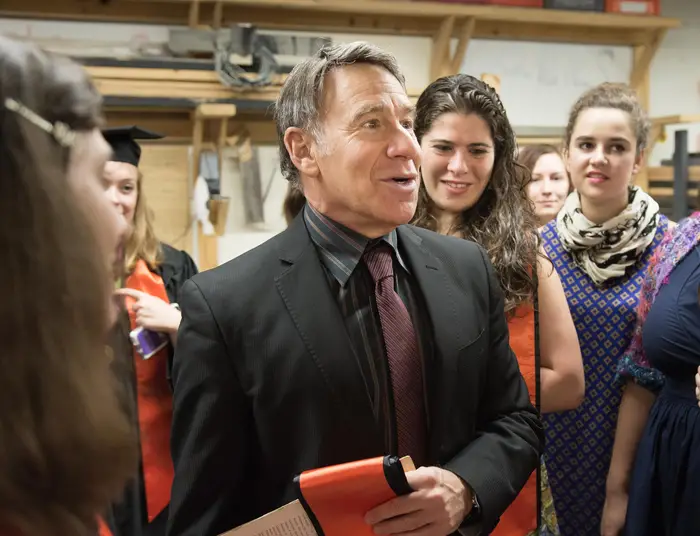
[556,186,660,286]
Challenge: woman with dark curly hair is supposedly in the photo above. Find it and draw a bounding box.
[411,74,583,536]
[282,182,306,225]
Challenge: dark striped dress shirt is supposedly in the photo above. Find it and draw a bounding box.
[303,203,429,454]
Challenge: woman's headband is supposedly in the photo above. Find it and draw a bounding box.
[4,97,76,148]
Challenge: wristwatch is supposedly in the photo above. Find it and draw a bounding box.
[463,489,482,524]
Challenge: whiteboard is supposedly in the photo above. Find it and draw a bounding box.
[457,39,633,128]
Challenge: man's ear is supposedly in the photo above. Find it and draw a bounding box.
[284,127,320,178]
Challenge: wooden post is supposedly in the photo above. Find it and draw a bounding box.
[451,18,476,74]
[481,73,501,94]
[191,103,236,271]
[630,30,665,193]
[430,17,476,82]
[430,16,455,81]
[212,0,224,29]
[188,0,200,28]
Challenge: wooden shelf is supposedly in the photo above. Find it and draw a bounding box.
[84,65,424,106]
[85,66,286,102]
[651,114,700,129]
[3,0,679,197]
[1,0,679,47]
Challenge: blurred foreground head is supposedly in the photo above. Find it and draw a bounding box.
[0,36,136,536]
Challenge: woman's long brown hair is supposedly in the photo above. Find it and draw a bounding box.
[412,74,540,314]
[0,37,136,536]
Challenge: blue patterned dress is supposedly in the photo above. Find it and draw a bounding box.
[540,216,668,536]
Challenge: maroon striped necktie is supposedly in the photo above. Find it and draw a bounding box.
[364,242,427,466]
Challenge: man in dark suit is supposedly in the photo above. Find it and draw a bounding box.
[167,41,542,536]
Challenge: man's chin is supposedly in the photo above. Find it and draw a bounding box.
[394,202,418,225]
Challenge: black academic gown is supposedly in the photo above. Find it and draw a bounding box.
[105,243,198,536]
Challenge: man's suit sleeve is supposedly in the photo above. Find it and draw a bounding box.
[443,246,544,533]
[167,278,250,536]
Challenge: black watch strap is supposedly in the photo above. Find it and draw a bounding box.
[463,490,482,524]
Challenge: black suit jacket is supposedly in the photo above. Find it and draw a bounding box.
[166,216,543,536]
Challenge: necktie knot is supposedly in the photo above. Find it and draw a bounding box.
[364,242,394,284]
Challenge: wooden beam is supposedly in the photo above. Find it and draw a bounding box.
[633,43,651,192]
[121,0,680,31]
[648,166,700,182]
[234,120,278,144]
[85,66,288,85]
[517,136,562,147]
[195,103,237,119]
[189,113,220,269]
[481,73,501,94]
[647,114,700,158]
[430,16,455,81]
[630,31,666,193]
[191,115,204,187]
[190,101,238,268]
[197,223,219,270]
[212,0,223,29]
[92,78,281,100]
[451,17,476,73]
[188,0,200,28]
[86,62,424,103]
[630,30,665,91]
[0,0,680,46]
[651,114,700,127]
[648,123,664,155]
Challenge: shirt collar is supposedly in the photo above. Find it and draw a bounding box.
[303,203,405,287]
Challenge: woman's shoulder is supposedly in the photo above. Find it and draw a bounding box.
[540,220,567,260]
[157,243,199,280]
[160,242,195,264]
[653,213,700,256]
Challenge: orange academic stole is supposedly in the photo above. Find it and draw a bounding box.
[97,517,112,536]
[492,304,538,536]
[123,259,175,522]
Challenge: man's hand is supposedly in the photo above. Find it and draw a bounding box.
[365,467,472,536]
[115,288,182,335]
[695,366,700,408]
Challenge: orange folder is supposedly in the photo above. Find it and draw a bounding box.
[222,455,415,536]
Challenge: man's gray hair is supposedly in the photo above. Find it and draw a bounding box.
[274,41,406,188]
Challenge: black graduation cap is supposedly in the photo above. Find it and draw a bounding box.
[102,126,164,167]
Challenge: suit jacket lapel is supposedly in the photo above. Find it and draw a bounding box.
[397,226,484,457]
[397,226,471,358]
[275,216,379,436]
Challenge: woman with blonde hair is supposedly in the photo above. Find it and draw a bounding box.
[100,126,198,536]
[0,37,136,536]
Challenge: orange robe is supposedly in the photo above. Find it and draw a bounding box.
[491,303,539,536]
[121,259,176,522]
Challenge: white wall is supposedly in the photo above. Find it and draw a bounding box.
[648,0,700,165]
[2,0,699,264]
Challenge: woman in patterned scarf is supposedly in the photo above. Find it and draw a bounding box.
[539,82,669,536]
